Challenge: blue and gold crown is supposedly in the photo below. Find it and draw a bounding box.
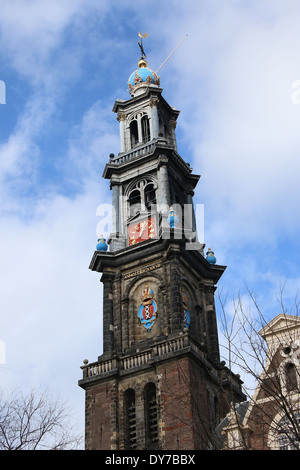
[142,285,154,300]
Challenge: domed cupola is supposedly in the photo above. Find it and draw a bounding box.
[128,33,160,97]
[128,58,160,97]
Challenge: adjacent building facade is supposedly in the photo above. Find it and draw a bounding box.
[78,45,245,450]
[220,314,300,450]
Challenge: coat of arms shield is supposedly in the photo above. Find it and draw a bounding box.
[138,285,157,331]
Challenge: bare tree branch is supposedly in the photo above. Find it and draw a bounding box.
[0,388,82,450]
[217,281,300,450]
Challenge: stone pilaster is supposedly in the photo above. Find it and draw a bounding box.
[205,284,220,363]
[101,272,115,354]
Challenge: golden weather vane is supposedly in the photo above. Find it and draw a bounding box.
[137,32,149,59]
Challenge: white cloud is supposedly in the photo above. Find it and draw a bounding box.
[156,2,300,251]
[0,189,103,443]
[66,100,119,184]
[0,94,55,185]
[0,0,83,81]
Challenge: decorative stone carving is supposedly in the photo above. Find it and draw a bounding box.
[138,285,158,331]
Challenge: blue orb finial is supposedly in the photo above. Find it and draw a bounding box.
[96,235,108,252]
[206,248,216,264]
[128,59,160,96]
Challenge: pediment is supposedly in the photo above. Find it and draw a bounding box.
[259,314,300,340]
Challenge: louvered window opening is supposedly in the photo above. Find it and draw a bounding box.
[145,384,159,447]
[124,389,137,450]
[141,116,150,143]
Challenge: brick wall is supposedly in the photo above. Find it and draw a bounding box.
[85,381,116,450]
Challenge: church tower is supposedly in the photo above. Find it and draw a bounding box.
[79,37,245,450]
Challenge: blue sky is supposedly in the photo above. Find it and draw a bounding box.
[1,0,300,446]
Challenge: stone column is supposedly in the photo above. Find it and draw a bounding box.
[197,283,207,349]
[205,284,220,363]
[111,184,120,234]
[101,272,115,354]
[112,274,122,354]
[121,298,129,352]
[150,97,159,139]
[168,250,183,332]
[157,159,171,234]
[109,185,126,252]
[117,113,126,153]
[169,120,177,151]
[158,161,170,208]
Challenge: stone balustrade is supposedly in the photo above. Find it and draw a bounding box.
[81,333,191,380]
[79,333,243,396]
[109,138,191,174]
[111,141,156,166]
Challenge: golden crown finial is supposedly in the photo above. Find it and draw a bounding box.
[142,285,153,300]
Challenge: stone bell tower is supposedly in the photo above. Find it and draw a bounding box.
[78,37,245,450]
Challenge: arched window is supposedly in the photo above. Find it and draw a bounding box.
[144,183,156,209]
[144,383,159,449]
[285,363,297,392]
[129,189,141,217]
[127,178,157,219]
[206,390,220,429]
[124,389,137,449]
[141,115,150,143]
[130,120,139,148]
[277,413,300,450]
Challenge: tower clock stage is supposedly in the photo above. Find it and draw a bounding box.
[78,34,245,451]
[128,215,157,246]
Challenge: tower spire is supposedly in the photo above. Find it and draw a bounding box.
[79,34,246,451]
